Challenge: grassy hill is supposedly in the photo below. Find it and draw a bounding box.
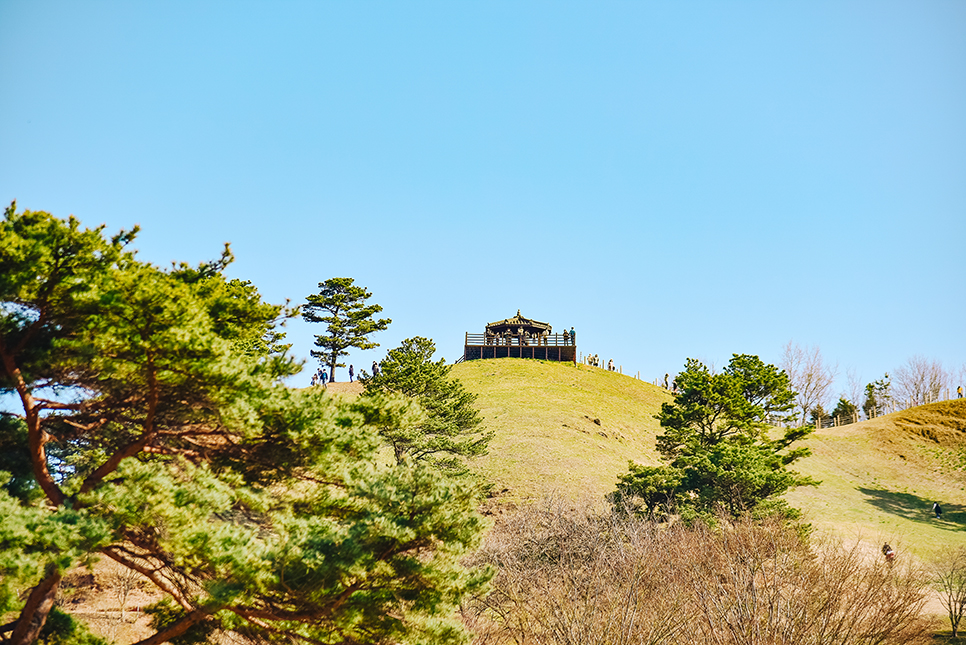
[454,358,670,501]
[455,358,966,556]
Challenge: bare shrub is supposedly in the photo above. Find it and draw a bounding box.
[933,547,966,637]
[466,501,933,645]
[781,342,838,424]
[465,498,688,645]
[894,355,949,406]
[676,520,932,645]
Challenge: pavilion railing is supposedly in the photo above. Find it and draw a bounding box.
[464,332,574,347]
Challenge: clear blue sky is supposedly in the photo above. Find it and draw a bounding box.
[2,1,964,398]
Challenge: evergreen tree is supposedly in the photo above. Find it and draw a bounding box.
[360,337,492,474]
[830,397,858,425]
[863,374,892,419]
[617,354,816,521]
[0,205,489,645]
[303,277,391,382]
[809,404,830,428]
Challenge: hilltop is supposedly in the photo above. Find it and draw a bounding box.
[455,358,966,554]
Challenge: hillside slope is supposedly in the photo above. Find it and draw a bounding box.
[785,398,966,553]
[456,358,966,555]
[454,358,670,501]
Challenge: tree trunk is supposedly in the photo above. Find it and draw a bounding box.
[10,570,62,645]
[131,609,210,645]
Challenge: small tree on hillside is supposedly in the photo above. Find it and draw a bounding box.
[303,277,391,382]
[934,547,966,638]
[831,397,858,425]
[863,374,892,419]
[360,336,492,474]
[617,354,816,521]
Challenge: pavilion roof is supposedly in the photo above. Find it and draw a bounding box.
[485,310,552,333]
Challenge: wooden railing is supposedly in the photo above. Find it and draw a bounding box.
[465,332,574,347]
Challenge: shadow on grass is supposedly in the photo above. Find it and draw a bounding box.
[858,487,965,531]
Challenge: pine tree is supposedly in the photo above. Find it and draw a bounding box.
[618,354,816,521]
[360,337,492,474]
[0,205,489,645]
[303,277,391,382]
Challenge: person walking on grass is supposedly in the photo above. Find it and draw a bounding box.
[349,364,354,382]
[934,501,943,519]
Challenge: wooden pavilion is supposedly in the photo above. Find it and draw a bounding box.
[462,310,575,362]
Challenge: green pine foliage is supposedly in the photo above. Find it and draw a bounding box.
[0,204,489,645]
[863,374,893,419]
[360,337,493,474]
[615,354,817,521]
[303,277,391,382]
[831,397,859,424]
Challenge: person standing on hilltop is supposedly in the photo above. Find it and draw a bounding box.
[959,385,963,399]
[570,327,576,346]
[349,364,355,382]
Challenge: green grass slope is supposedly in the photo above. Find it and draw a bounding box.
[456,358,966,555]
[454,358,671,502]
[785,398,966,554]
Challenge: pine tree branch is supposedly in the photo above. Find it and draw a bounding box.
[102,546,194,611]
[79,358,160,495]
[129,609,211,645]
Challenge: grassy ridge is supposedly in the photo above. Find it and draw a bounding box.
[456,358,966,555]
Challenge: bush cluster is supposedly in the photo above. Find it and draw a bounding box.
[464,499,934,645]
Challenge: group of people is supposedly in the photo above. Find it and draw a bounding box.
[486,329,548,346]
[483,326,576,347]
[561,327,575,345]
[310,367,329,387]
[663,373,680,394]
[308,360,380,386]
[585,354,617,372]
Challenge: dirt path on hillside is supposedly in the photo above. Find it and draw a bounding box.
[320,381,364,395]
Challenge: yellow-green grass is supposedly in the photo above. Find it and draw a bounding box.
[453,358,671,502]
[785,399,966,556]
[455,358,966,557]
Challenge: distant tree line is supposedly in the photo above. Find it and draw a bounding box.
[779,342,961,428]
